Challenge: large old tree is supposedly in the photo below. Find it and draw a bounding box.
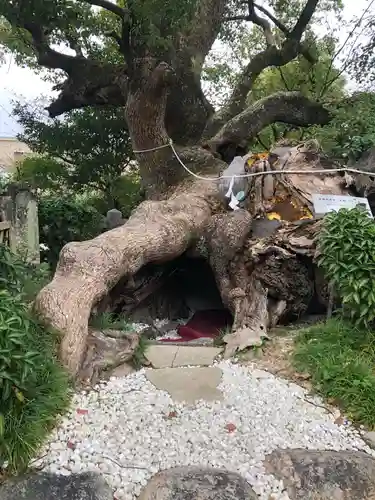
[1,0,359,379]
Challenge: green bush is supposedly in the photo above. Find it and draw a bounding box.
[0,245,70,471]
[294,319,375,427]
[38,196,104,268]
[111,174,143,218]
[316,207,375,327]
[0,245,51,301]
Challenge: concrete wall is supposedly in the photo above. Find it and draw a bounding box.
[0,137,31,174]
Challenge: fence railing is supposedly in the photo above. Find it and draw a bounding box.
[0,221,11,246]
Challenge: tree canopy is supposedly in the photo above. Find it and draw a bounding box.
[7,0,375,380]
[0,1,341,135]
[13,103,138,206]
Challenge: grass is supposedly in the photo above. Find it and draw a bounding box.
[1,313,71,473]
[131,334,149,369]
[0,245,71,473]
[90,311,149,368]
[293,317,375,428]
[89,311,134,331]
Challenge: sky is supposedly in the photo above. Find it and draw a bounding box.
[0,0,371,138]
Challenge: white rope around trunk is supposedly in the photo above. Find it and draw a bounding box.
[133,138,374,181]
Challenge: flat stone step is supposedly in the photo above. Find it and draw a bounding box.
[149,338,215,347]
[145,345,221,369]
[146,366,223,403]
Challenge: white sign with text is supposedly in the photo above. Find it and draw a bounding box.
[312,194,373,217]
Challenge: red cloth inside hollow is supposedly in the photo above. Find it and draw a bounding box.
[159,309,232,342]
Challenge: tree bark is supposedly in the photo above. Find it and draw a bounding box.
[35,140,357,377]
[13,0,344,378]
[34,181,219,377]
[207,92,331,154]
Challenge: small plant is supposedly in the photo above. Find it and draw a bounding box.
[0,290,70,471]
[89,312,134,332]
[131,335,149,369]
[0,244,69,471]
[316,207,375,327]
[293,319,375,428]
[0,244,51,300]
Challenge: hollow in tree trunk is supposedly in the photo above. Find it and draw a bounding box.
[12,0,373,380]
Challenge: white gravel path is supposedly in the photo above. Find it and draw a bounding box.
[37,361,375,500]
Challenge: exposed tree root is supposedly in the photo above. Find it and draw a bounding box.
[35,142,375,378]
[34,182,219,377]
[80,331,139,385]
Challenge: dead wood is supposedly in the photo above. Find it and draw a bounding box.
[79,330,139,385]
[6,0,367,380]
[35,140,374,377]
[34,181,219,377]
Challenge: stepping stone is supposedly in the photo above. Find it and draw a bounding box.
[145,345,178,368]
[264,449,375,499]
[138,466,257,500]
[145,345,221,369]
[146,366,223,403]
[364,431,375,449]
[172,346,221,367]
[0,472,112,500]
[108,362,134,378]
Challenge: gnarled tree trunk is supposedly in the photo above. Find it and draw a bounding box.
[21,0,373,380]
[34,125,355,380]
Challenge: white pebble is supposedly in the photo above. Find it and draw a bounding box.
[37,361,375,500]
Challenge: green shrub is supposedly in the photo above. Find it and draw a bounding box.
[294,319,375,427]
[0,245,51,301]
[0,245,70,471]
[316,207,375,327]
[38,196,104,268]
[111,174,143,218]
[75,174,143,219]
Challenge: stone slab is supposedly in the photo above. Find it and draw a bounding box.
[0,472,112,500]
[363,431,375,449]
[172,346,221,367]
[150,338,215,347]
[264,449,375,499]
[138,466,257,500]
[146,366,223,403]
[108,362,135,378]
[145,345,178,368]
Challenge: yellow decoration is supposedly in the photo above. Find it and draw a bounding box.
[246,152,269,168]
[266,212,281,221]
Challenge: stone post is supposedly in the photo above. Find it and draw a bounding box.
[2,183,40,263]
[105,208,125,230]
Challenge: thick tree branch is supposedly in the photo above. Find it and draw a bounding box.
[78,0,125,17]
[21,22,129,117]
[3,5,77,73]
[184,0,228,71]
[253,3,289,34]
[206,91,331,152]
[204,41,303,138]
[226,1,275,46]
[253,3,316,64]
[290,0,319,40]
[46,62,128,117]
[204,0,319,138]
[22,22,79,73]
